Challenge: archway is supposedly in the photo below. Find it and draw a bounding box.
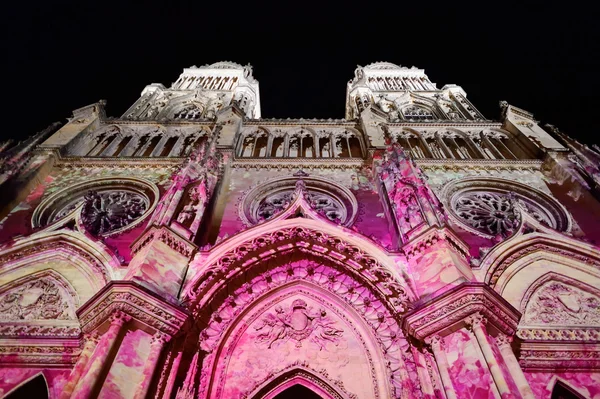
[273,385,322,399]
[181,218,420,399]
[3,374,49,399]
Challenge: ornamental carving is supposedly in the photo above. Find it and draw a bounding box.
[453,191,521,237]
[523,281,600,326]
[81,190,147,235]
[0,276,74,321]
[32,177,159,237]
[239,176,358,227]
[441,177,571,239]
[254,299,343,350]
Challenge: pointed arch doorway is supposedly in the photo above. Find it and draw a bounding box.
[273,385,323,399]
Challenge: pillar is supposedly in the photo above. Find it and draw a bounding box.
[466,313,512,398]
[133,332,171,399]
[150,135,170,157]
[71,312,131,399]
[425,335,457,399]
[496,334,536,399]
[59,333,100,399]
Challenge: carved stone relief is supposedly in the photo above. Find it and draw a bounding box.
[0,276,75,321]
[523,281,600,326]
[80,190,147,235]
[240,176,358,227]
[254,298,343,350]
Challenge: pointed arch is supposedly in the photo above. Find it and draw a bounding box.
[183,217,415,310]
[249,366,352,399]
[180,216,420,399]
[0,229,119,303]
[2,373,49,399]
[480,232,600,310]
[548,377,589,399]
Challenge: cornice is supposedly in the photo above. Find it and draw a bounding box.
[231,157,368,170]
[54,155,183,168]
[244,118,354,126]
[99,118,217,127]
[402,283,521,340]
[519,341,600,371]
[387,121,502,128]
[416,158,543,170]
[77,281,189,336]
[0,338,81,366]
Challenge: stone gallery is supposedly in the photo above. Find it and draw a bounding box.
[0,61,598,398]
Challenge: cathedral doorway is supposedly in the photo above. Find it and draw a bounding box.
[273,384,323,399]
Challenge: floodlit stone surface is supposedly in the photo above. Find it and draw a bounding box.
[0,62,598,398]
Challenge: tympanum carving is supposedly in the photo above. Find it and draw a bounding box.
[0,277,74,321]
[255,299,343,350]
[523,281,600,326]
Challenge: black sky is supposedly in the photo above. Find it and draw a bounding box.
[2,0,599,144]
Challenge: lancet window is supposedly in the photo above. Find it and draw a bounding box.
[394,132,429,159]
[401,105,435,121]
[237,128,364,159]
[75,128,207,158]
[173,104,204,120]
[389,129,531,160]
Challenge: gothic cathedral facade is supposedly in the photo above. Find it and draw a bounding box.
[0,62,598,399]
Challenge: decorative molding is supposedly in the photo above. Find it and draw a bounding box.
[131,225,197,257]
[77,281,189,336]
[519,342,600,371]
[403,283,521,340]
[0,338,81,366]
[486,242,600,286]
[186,225,411,315]
[242,362,357,399]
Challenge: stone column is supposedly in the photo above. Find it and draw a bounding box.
[59,332,100,399]
[71,312,131,399]
[466,313,512,398]
[425,335,457,399]
[496,334,536,399]
[133,332,171,399]
[150,135,170,157]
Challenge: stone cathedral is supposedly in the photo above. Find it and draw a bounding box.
[0,61,599,399]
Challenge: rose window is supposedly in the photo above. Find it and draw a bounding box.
[453,191,554,236]
[240,176,358,227]
[32,178,159,237]
[443,178,571,238]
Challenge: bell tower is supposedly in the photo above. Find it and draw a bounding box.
[122,61,261,121]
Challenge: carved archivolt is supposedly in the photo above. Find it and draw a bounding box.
[441,177,571,238]
[32,177,159,237]
[239,176,358,227]
[194,268,419,399]
[182,219,419,398]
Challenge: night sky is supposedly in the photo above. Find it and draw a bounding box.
[2,1,598,144]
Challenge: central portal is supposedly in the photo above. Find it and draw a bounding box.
[273,385,323,399]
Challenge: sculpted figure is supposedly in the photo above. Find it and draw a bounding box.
[205,94,225,119]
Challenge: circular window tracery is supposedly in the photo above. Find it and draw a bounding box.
[442,178,571,238]
[33,178,159,237]
[240,176,358,227]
